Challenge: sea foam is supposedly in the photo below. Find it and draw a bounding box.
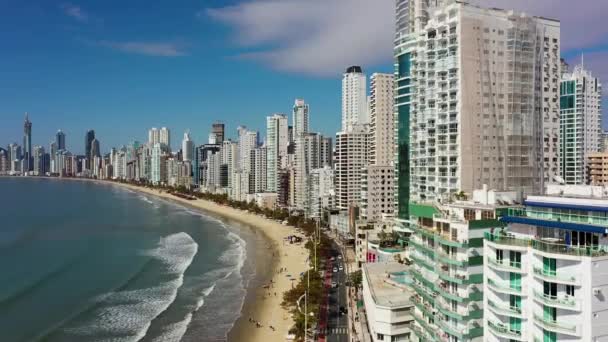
[62,232,198,342]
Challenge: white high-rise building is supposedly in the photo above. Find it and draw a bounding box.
[148,128,160,145]
[160,127,170,149]
[309,166,335,219]
[334,125,369,210]
[294,133,324,213]
[33,145,45,176]
[238,128,258,173]
[151,143,166,185]
[400,1,560,204]
[182,132,194,161]
[266,114,289,192]
[293,99,309,138]
[251,146,267,193]
[369,73,395,166]
[221,140,238,188]
[560,63,603,184]
[484,184,608,342]
[342,66,368,132]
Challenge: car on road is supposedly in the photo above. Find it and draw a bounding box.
[331,281,338,288]
[339,265,344,271]
[333,267,338,273]
[339,306,347,315]
[330,256,335,261]
[337,255,342,260]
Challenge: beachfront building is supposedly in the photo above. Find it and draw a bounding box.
[394,1,561,221]
[151,143,167,185]
[407,186,517,341]
[308,166,335,219]
[0,148,9,174]
[361,165,395,222]
[266,114,289,192]
[560,64,603,184]
[362,262,414,342]
[294,133,325,214]
[484,184,608,341]
[334,125,369,210]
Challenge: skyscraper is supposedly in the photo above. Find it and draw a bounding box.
[33,145,46,175]
[56,130,66,150]
[342,66,367,132]
[292,99,309,138]
[294,133,324,213]
[151,143,166,185]
[394,2,562,341]
[266,114,289,192]
[369,73,394,166]
[23,113,32,172]
[560,63,603,184]
[211,122,225,144]
[90,138,101,172]
[148,127,160,145]
[160,127,171,150]
[85,130,95,170]
[334,125,369,210]
[182,132,194,161]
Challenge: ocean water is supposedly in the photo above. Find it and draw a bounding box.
[0,178,256,342]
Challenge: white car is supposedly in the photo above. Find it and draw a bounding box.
[333,267,338,273]
[339,265,344,271]
[337,255,342,260]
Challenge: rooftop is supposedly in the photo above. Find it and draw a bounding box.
[363,262,413,308]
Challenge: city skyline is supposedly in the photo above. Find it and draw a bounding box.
[1,1,607,151]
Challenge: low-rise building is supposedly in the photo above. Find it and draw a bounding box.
[588,152,608,186]
[362,262,415,342]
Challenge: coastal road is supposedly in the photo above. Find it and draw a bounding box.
[324,244,349,342]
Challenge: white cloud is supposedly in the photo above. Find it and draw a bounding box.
[61,3,88,22]
[207,0,394,76]
[96,41,188,57]
[207,0,607,76]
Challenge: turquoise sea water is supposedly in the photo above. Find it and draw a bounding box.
[0,178,255,342]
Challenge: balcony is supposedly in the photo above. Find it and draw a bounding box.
[533,313,580,336]
[410,251,435,271]
[533,290,581,311]
[487,299,524,318]
[436,266,469,285]
[487,257,525,273]
[409,237,436,255]
[411,294,435,317]
[487,321,525,341]
[486,231,608,257]
[487,278,523,296]
[436,249,467,267]
[532,266,580,285]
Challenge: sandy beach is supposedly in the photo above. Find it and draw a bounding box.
[107,182,309,342]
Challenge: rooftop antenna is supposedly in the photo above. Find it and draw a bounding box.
[581,52,584,68]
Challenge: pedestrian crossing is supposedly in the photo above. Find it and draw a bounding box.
[320,327,348,335]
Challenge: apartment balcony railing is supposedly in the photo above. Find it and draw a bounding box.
[487,299,523,318]
[487,257,524,273]
[533,290,580,311]
[487,321,524,341]
[487,278,523,295]
[532,266,579,285]
[533,313,579,336]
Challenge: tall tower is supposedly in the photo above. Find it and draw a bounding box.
[160,127,171,150]
[84,130,95,170]
[292,99,309,138]
[341,66,367,132]
[369,73,395,166]
[560,63,603,184]
[182,131,194,161]
[56,130,66,150]
[266,114,289,192]
[23,113,32,172]
[211,122,225,144]
[148,127,160,145]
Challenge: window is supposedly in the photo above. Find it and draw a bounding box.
[377,333,385,340]
[496,249,504,262]
[510,251,521,268]
[566,285,575,297]
[464,209,475,221]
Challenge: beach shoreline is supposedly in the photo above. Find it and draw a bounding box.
[48,177,307,342]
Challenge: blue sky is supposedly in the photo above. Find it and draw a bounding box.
[0,0,606,153]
